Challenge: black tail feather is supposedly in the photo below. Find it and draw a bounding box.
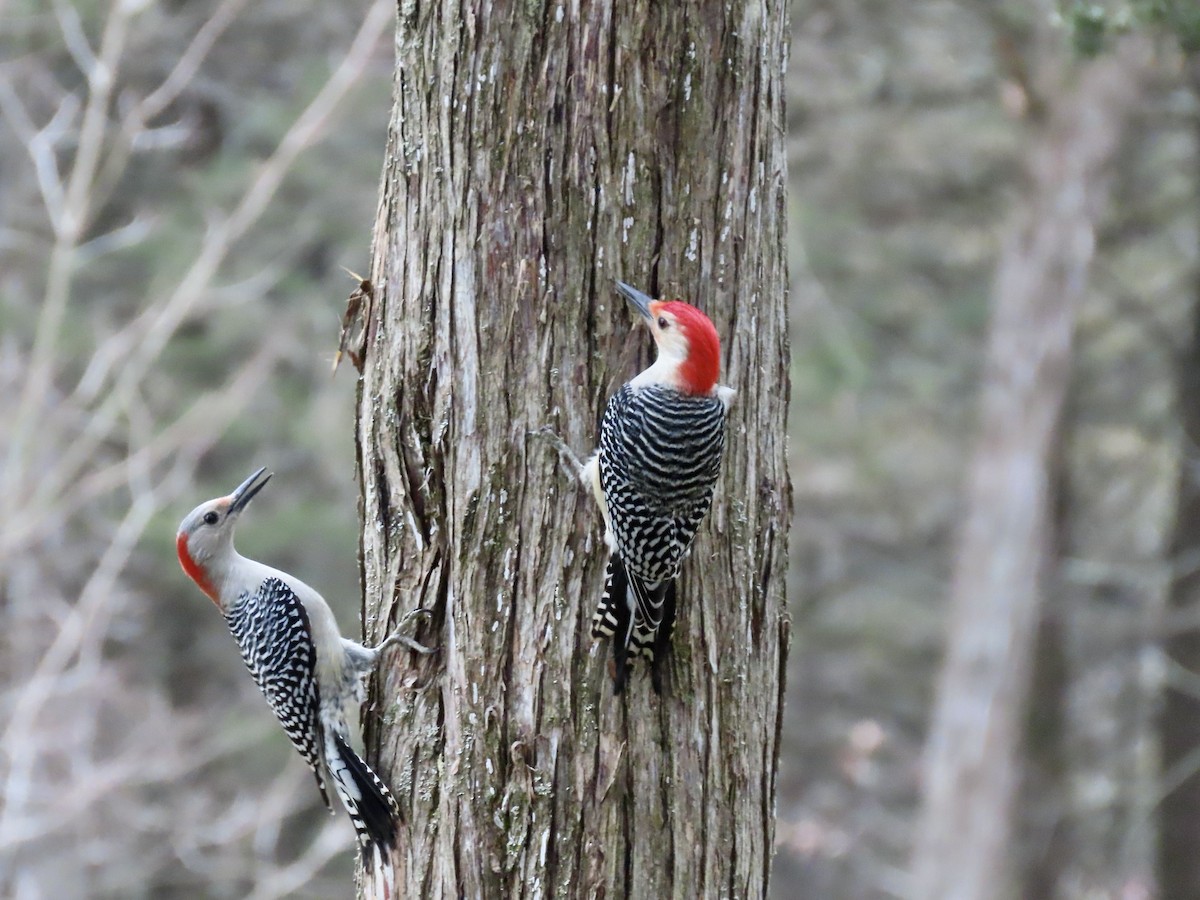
[593,554,676,694]
[607,556,632,694]
[650,581,677,695]
[329,731,400,858]
[311,769,333,811]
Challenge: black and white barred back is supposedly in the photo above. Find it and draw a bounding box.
[592,383,727,692]
[226,576,329,806]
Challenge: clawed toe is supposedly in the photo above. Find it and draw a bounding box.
[384,634,437,656]
[377,607,437,655]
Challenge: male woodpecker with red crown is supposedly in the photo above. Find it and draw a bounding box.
[176,468,432,865]
[583,281,734,694]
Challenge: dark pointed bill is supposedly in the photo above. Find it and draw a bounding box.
[229,466,272,514]
[615,280,654,321]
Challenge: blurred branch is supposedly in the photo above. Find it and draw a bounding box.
[0,79,76,232]
[1,0,137,514]
[1,344,278,556]
[246,820,350,900]
[172,764,349,888]
[52,0,99,78]
[80,0,252,222]
[6,0,392,544]
[0,453,159,842]
[222,0,392,242]
[77,213,153,263]
[137,0,250,123]
[1087,259,1187,362]
[0,1,389,894]
[244,765,354,899]
[0,704,298,851]
[49,0,392,484]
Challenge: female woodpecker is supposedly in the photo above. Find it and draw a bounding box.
[583,281,734,694]
[176,467,427,861]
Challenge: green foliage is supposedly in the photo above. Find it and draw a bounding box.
[1061,0,1200,55]
[1066,1,1118,57]
[1135,0,1200,52]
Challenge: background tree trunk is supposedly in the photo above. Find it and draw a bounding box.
[1158,55,1200,900]
[910,41,1148,900]
[353,3,790,897]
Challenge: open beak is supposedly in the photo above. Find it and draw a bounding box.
[615,280,654,322]
[228,467,272,515]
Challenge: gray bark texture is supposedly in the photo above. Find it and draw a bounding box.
[909,41,1149,900]
[352,2,790,897]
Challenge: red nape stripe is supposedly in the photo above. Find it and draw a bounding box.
[176,533,219,606]
[659,300,721,395]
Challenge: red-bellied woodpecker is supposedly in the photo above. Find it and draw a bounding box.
[176,467,430,860]
[583,281,734,694]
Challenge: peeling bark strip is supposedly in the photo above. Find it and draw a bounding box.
[354,2,790,897]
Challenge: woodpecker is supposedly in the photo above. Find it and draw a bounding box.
[583,281,734,694]
[176,467,426,860]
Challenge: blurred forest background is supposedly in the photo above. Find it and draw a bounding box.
[3,0,1200,898]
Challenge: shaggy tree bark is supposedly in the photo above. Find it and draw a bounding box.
[353,2,790,897]
[910,40,1148,900]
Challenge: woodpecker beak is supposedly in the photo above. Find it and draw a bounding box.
[615,280,655,322]
[228,467,272,515]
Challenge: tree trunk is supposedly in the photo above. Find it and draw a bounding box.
[1158,55,1200,900]
[353,3,790,897]
[910,42,1148,900]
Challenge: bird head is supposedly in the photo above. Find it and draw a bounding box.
[176,467,272,605]
[616,280,721,395]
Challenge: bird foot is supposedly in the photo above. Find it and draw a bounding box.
[528,426,585,483]
[378,608,437,655]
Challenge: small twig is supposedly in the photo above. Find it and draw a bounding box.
[77,213,152,262]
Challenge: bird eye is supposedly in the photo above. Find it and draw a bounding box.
[657,316,669,329]
[203,511,219,526]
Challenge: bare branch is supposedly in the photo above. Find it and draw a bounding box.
[1,0,138,518]
[246,820,350,900]
[0,79,76,230]
[0,461,157,847]
[16,0,393,518]
[0,3,395,893]
[77,213,153,262]
[137,0,251,123]
[223,0,393,243]
[52,0,99,78]
[2,344,279,556]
